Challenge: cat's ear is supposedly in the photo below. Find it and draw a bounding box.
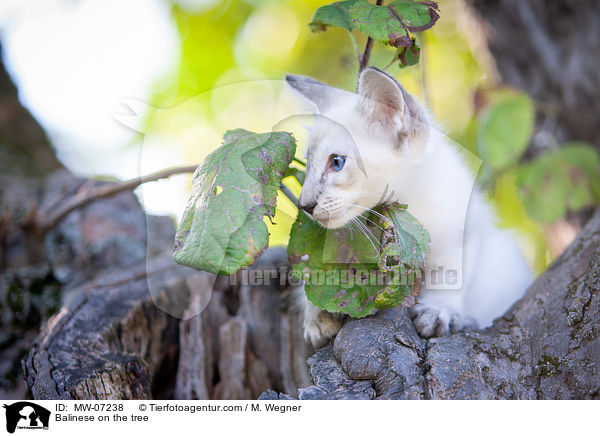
[357,67,426,144]
[285,74,337,113]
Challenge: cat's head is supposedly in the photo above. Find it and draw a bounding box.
[285,67,429,229]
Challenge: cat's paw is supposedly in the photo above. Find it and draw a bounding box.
[409,303,477,338]
[304,311,345,348]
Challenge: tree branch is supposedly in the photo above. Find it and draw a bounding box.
[38,165,198,232]
[34,162,302,233]
[359,38,374,73]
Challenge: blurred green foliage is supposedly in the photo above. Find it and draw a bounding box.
[465,87,600,270]
[516,143,600,223]
[476,89,535,173]
[147,0,599,273]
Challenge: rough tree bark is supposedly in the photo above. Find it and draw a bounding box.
[24,202,600,400]
[0,43,65,399]
[23,248,312,400]
[263,206,600,399]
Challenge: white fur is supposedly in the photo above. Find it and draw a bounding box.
[286,69,533,344]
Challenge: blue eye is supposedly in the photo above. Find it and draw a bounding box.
[331,155,346,172]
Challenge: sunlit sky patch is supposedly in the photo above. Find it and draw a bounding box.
[0,0,179,179]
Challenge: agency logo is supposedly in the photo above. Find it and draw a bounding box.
[2,402,50,434]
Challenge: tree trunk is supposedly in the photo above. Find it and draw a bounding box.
[23,249,312,400]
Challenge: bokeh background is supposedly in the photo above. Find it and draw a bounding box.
[1,0,599,275]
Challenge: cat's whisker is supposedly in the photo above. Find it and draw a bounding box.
[342,210,382,252]
[352,218,381,253]
[354,217,382,249]
[340,209,372,246]
[346,204,390,223]
[341,213,355,239]
[354,213,385,231]
[339,210,356,240]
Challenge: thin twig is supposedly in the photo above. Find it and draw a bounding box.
[39,165,198,232]
[292,157,306,167]
[280,184,299,208]
[359,0,384,72]
[382,56,397,71]
[359,37,375,73]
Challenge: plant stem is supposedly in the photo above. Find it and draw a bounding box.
[38,165,198,232]
[359,38,374,73]
[292,157,306,167]
[358,0,384,72]
[279,184,299,208]
[382,55,397,71]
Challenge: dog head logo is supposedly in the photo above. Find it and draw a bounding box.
[3,402,50,433]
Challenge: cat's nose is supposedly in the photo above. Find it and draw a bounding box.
[301,202,316,215]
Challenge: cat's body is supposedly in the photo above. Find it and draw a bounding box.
[286,68,533,346]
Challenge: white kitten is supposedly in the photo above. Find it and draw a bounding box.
[286,67,533,347]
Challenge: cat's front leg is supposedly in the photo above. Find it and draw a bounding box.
[294,285,345,348]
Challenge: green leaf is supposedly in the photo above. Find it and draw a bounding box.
[516,143,600,223]
[348,0,439,47]
[516,157,569,223]
[396,38,420,67]
[309,0,358,32]
[288,203,430,318]
[476,91,535,172]
[174,129,296,275]
[559,142,600,202]
[374,203,430,309]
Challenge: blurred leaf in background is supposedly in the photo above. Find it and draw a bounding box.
[516,143,600,223]
[476,89,535,174]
